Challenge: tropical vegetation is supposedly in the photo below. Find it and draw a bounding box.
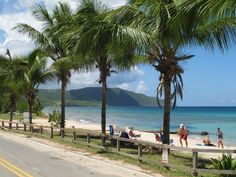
[211,154,236,176]
[15,2,77,129]
[0,0,235,146]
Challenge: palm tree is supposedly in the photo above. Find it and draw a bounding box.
[119,0,236,144]
[21,49,54,124]
[51,58,75,128]
[0,50,25,128]
[61,0,149,145]
[15,2,75,129]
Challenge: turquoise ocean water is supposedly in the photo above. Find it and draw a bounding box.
[43,106,236,145]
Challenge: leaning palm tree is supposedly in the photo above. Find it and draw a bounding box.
[22,49,54,124]
[61,0,149,145]
[15,2,75,129]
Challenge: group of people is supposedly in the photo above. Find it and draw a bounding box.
[179,124,224,148]
[117,124,225,149]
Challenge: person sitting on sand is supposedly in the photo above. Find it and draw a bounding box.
[155,128,164,143]
[179,124,188,148]
[128,127,141,139]
[203,135,215,146]
[155,133,161,142]
[216,128,224,148]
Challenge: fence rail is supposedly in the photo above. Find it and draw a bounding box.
[1,119,236,176]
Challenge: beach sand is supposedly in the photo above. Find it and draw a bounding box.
[33,117,234,158]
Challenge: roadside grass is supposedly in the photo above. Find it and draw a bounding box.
[0,113,23,120]
[0,113,39,121]
[0,123,219,177]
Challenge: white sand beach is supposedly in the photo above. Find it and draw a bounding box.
[33,117,235,158]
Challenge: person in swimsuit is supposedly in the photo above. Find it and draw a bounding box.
[179,124,188,147]
[217,128,224,148]
[203,135,215,146]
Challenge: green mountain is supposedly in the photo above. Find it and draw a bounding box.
[38,87,161,107]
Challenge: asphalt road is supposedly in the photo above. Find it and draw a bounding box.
[0,132,159,177]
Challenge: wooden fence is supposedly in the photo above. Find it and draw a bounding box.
[1,120,236,176]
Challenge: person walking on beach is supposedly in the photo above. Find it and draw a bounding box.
[179,124,188,148]
[216,128,224,148]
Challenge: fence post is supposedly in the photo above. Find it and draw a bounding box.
[9,122,12,129]
[2,121,4,129]
[40,125,43,134]
[50,123,53,139]
[138,143,143,158]
[101,133,105,147]
[193,151,198,176]
[61,128,65,138]
[72,126,76,141]
[117,139,120,151]
[24,123,26,131]
[87,133,90,143]
[16,123,18,130]
[30,124,34,133]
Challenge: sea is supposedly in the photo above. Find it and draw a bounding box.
[43,106,236,145]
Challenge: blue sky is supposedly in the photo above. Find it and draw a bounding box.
[0,0,236,106]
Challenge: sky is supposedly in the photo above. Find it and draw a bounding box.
[0,0,236,106]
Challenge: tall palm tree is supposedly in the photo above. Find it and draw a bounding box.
[15,2,75,129]
[119,0,236,144]
[61,0,149,145]
[22,49,54,124]
[51,58,74,128]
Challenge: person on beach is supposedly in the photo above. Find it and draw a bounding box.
[155,128,164,143]
[216,128,224,148]
[203,135,215,146]
[128,127,141,139]
[179,124,188,147]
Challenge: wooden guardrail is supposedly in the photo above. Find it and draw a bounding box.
[1,120,236,176]
[110,136,236,176]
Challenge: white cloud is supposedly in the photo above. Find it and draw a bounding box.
[102,0,127,8]
[45,65,145,91]
[0,0,127,56]
[116,82,130,90]
[136,81,149,94]
[0,11,42,43]
[108,66,144,85]
[0,40,35,56]
[0,10,42,56]
[68,71,100,89]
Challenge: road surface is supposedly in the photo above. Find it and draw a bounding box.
[0,132,161,177]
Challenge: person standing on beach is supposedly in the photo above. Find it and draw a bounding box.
[179,124,188,148]
[216,128,224,148]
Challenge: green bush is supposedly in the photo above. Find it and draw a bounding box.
[211,154,236,177]
[48,110,61,127]
[33,98,44,116]
[16,101,28,113]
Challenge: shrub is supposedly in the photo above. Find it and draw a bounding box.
[211,154,236,177]
[48,110,61,127]
[16,101,28,113]
[33,98,44,116]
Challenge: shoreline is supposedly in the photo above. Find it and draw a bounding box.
[33,117,235,151]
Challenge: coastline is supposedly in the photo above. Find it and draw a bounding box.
[33,117,236,155]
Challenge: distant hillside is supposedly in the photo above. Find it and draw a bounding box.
[38,87,161,107]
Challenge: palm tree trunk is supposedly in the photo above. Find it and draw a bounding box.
[60,79,66,129]
[28,101,33,124]
[162,78,171,144]
[28,94,33,124]
[9,95,15,129]
[101,76,107,146]
[9,104,14,129]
